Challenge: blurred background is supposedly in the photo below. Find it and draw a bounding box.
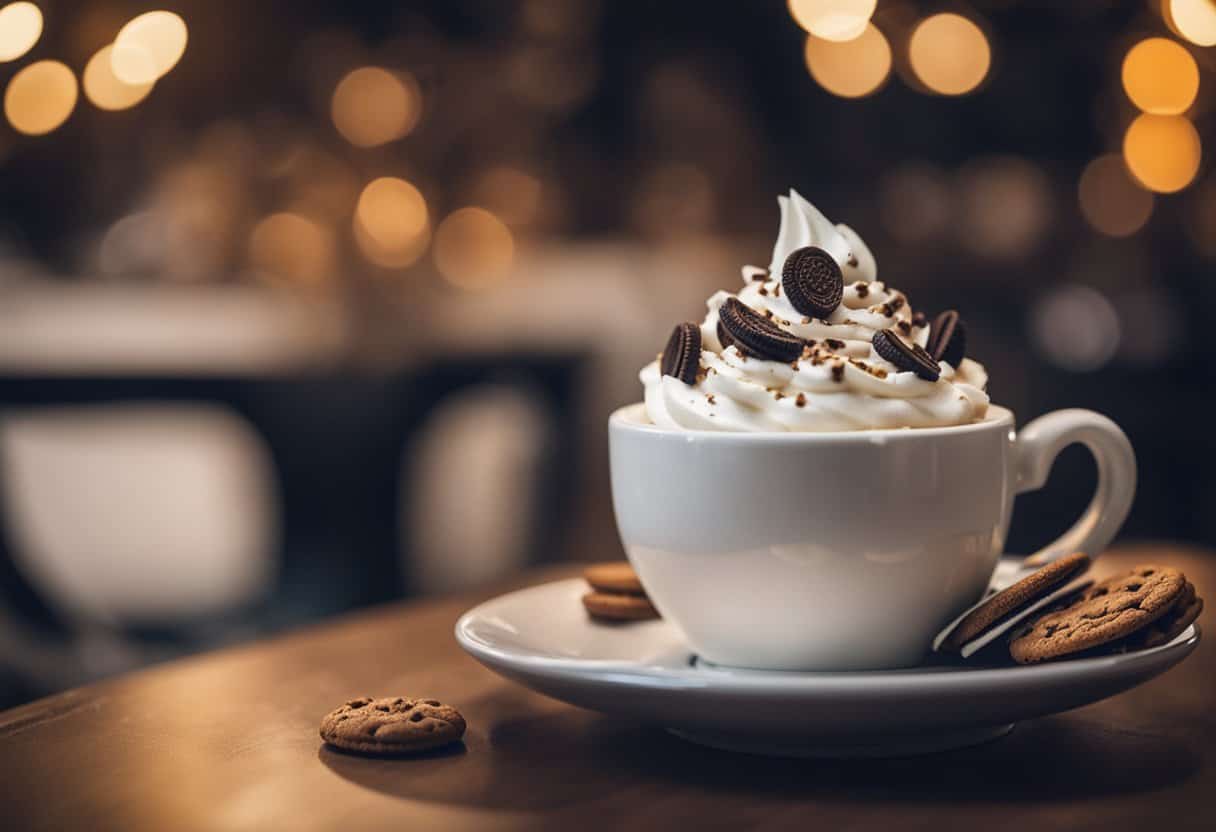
[0,0,1213,707]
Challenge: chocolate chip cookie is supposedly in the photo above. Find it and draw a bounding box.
[1009,564,1187,664]
[941,552,1091,652]
[320,696,466,754]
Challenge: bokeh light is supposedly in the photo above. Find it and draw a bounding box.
[1121,38,1198,115]
[803,23,891,99]
[113,11,188,83]
[331,67,420,148]
[434,207,515,289]
[0,2,42,62]
[788,0,876,42]
[908,14,991,96]
[84,45,155,111]
[1031,285,1121,372]
[1123,113,1201,193]
[4,60,78,136]
[249,213,336,286]
[1170,0,1216,47]
[353,177,430,268]
[110,42,158,86]
[473,166,543,227]
[1078,154,1154,238]
[956,156,1053,260]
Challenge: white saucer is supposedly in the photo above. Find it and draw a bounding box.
[455,577,1201,758]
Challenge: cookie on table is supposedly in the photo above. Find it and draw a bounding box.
[940,552,1091,652]
[583,562,646,595]
[582,590,658,621]
[320,696,466,755]
[1009,564,1187,664]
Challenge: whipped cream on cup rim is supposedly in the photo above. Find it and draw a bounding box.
[641,189,990,432]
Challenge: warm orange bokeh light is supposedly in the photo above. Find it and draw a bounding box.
[84,44,155,111]
[331,67,421,148]
[353,177,430,268]
[803,23,890,99]
[4,60,78,136]
[0,2,42,62]
[434,207,515,290]
[1169,0,1216,47]
[1121,38,1198,115]
[787,0,875,42]
[909,14,991,96]
[1078,154,1154,237]
[1123,114,1202,193]
[249,213,335,286]
[113,11,188,83]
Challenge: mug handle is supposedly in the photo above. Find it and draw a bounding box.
[1013,409,1136,568]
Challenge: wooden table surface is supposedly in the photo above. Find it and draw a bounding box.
[2,543,1214,831]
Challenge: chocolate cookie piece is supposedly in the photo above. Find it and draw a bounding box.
[872,330,941,381]
[716,319,736,351]
[661,322,701,385]
[718,297,804,362]
[1129,581,1203,648]
[1009,564,1187,664]
[941,552,1091,652]
[781,246,844,319]
[927,310,967,366]
[582,591,659,621]
[584,562,645,595]
[320,696,466,754]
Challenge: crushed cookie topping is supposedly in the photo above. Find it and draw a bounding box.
[801,316,811,325]
[774,390,786,399]
[855,282,869,298]
[825,338,846,350]
[706,393,716,404]
[795,393,807,407]
[879,296,906,317]
[831,363,845,382]
[850,359,888,379]
[758,285,769,296]
[897,320,912,336]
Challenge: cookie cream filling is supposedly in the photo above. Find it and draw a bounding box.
[640,189,990,432]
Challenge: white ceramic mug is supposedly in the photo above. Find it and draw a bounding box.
[608,404,1136,671]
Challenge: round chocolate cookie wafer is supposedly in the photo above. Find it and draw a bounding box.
[582,591,659,621]
[940,552,1091,652]
[1129,580,1203,648]
[661,322,701,385]
[781,246,844,320]
[1009,564,1187,664]
[718,297,804,362]
[872,330,941,381]
[584,562,645,595]
[320,696,466,755]
[927,310,967,366]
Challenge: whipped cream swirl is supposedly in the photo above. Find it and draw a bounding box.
[641,190,990,432]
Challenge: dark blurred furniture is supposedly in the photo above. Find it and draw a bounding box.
[0,543,1211,831]
[0,352,584,658]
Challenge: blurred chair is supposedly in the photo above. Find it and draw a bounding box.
[0,355,582,707]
